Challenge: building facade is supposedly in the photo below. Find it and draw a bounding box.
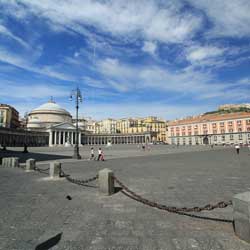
[0,104,20,128]
[169,112,250,145]
[116,116,168,142]
[99,118,117,134]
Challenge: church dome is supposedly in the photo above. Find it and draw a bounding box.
[33,101,71,115]
[27,100,72,131]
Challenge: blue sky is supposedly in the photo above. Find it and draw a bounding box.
[0,0,249,120]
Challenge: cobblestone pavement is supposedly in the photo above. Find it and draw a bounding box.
[0,146,250,249]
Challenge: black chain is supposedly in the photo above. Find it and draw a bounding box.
[34,166,50,175]
[60,168,98,186]
[113,175,233,223]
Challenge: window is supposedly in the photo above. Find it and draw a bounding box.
[220,122,224,127]
[248,134,250,138]
[183,138,186,145]
[213,130,217,134]
[238,128,242,132]
[229,129,234,133]
[188,132,192,136]
[228,121,233,126]
[237,120,242,125]
[230,134,234,140]
[203,124,207,128]
[239,134,242,140]
[247,127,250,132]
[194,131,198,135]
[221,129,225,134]
[212,123,217,128]
[222,135,225,141]
[214,136,217,141]
[189,137,192,144]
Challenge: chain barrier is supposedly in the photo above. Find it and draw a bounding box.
[34,166,50,175]
[60,168,98,186]
[113,175,233,223]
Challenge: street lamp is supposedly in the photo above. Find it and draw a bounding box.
[23,112,29,153]
[70,87,82,159]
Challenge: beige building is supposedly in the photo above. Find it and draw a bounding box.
[0,104,20,128]
[99,118,117,134]
[116,116,168,142]
[169,112,250,145]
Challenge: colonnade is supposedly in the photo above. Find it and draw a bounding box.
[49,130,81,146]
[82,134,150,145]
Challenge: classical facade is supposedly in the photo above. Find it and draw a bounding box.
[0,104,20,128]
[169,112,250,145]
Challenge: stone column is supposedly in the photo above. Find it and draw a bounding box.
[54,131,57,145]
[63,131,66,145]
[49,131,53,146]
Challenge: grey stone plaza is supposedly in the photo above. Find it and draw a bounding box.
[1,145,250,250]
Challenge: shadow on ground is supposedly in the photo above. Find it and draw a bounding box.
[0,149,72,163]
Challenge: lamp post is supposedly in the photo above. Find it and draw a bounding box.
[70,87,82,159]
[23,112,29,153]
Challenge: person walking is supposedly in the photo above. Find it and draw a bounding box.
[90,147,94,160]
[100,149,105,161]
[97,148,102,161]
[235,144,240,154]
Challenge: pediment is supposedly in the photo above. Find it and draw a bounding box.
[50,122,76,130]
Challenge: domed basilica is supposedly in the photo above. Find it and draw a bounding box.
[28,100,72,131]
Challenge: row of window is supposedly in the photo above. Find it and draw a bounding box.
[172,133,250,144]
[172,119,250,132]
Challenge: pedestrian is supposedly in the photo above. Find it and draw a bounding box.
[100,149,105,161]
[97,148,102,161]
[235,144,240,154]
[90,147,94,160]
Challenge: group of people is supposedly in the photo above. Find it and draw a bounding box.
[90,147,105,161]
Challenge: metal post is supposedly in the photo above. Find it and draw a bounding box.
[70,87,82,159]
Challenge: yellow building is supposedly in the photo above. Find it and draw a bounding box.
[0,104,20,128]
[116,116,168,142]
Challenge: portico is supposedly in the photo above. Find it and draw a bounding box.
[48,122,81,147]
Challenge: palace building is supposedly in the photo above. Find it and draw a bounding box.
[168,112,250,146]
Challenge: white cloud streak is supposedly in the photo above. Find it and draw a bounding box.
[1,0,202,43]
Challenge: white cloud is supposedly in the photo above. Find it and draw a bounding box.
[0,23,30,49]
[186,45,225,63]
[188,0,250,38]
[1,0,202,44]
[142,41,157,56]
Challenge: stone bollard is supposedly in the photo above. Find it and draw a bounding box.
[49,161,61,178]
[11,157,19,168]
[2,157,12,167]
[98,168,114,195]
[26,158,36,171]
[233,192,250,243]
